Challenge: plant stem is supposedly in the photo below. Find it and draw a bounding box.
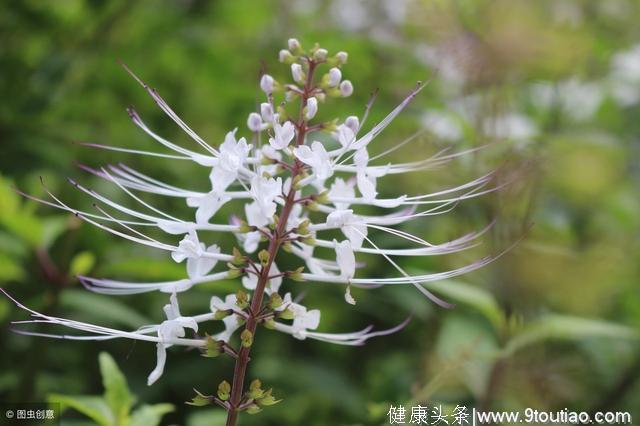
[225,59,316,426]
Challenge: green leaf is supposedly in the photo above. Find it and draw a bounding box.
[99,352,134,423]
[48,394,113,426]
[40,216,69,249]
[59,290,151,328]
[425,279,505,331]
[69,251,96,276]
[503,314,640,356]
[130,403,174,426]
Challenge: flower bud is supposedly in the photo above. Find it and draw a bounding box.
[291,63,305,84]
[328,67,342,87]
[305,97,318,120]
[313,48,328,61]
[248,379,264,399]
[279,49,295,64]
[288,38,302,54]
[268,293,283,310]
[246,403,262,415]
[257,388,281,406]
[187,389,212,406]
[258,249,270,266]
[260,103,274,122]
[236,290,249,309]
[285,90,298,102]
[340,80,353,97]
[232,247,245,266]
[247,112,263,132]
[227,268,242,279]
[202,335,223,357]
[241,329,254,348]
[345,115,359,134]
[217,381,231,401]
[335,51,348,64]
[213,309,231,320]
[278,308,295,320]
[288,266,306,282]
[263,318,276,329]
[260,74,275,94]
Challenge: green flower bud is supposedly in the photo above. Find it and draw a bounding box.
[238,220,252,233]
[236,290,249,309]
[217,381,231,401]
[227,267,242,279]
[187,389,212,406]
[268,293,283,310]
[202,335,223,358]
[263,318,276,329]
[288,266,306,282]
[257,389,282,407]
[213,309,231,320]
[247,379,264,399]
[278,308,295,320]
[241,329,253,348]
[258,249,270,266]
[246,403,262,415]
[315,191,329,204]
[231,247,245,266]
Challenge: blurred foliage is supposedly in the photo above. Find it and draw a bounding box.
[49,352,173,426]
[1,0,639,425]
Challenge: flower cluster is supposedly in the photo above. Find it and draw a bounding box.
[5,39,506,420]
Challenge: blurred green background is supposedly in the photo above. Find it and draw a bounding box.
[1,0,639,425]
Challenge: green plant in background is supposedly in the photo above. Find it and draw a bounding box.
[49,352,173,426]
[2,1,640,425]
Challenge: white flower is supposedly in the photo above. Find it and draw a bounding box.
[305,97,318,120]
[250,175,282,219]
[291,63,304,84]
[326,209,367,249]
[334,239,356,279]
[260,74,275,94]
[186,191,232,224]
[269,121,295,150]
[210,294,246,343]
[209,129,251,192]
[336,124,356,149]
[328,67,342,87]
[171,232,221,279]
[293,141,333,180]
[328,177,355,210]
[287,302,321,340]
[148,292,198,385]
[340,80,353,97]
[354,148,378,200]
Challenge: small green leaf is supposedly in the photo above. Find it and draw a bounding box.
[130,403,174,426]
[99,352,134,423]
[48,394,113,426]
[503,314,640,356]
[425,279,505,331]
[69,251,96,276]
